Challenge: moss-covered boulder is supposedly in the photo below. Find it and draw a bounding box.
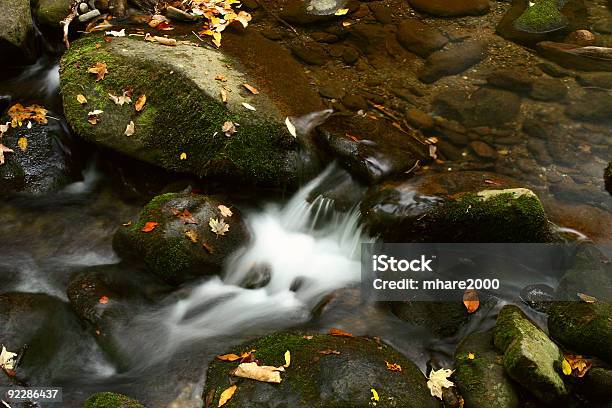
[60,34,324,186]
[83,392,146,408]
[493,305,567,403]
[454,330,521,408]
[113,192,248,285]
[548,302,612,364]
[204,332,438,408]
[361,171,552,242]
[0,0,36,63]
[35,0,72,28]
[0,120,73,195]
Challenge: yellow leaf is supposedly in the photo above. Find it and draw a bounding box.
[370,388,379,402]
[468,353,475,360]
[232,362,283,383]
[335,8,349,16]
[218,385,236,407]
[180,152,187,160]
[562,359,572,376]
[76,94,88,104]
[284,350,291,368]
[212,32,222,48]
[135,94,147,112]
[185,230,199,243]
[17,137,27,151]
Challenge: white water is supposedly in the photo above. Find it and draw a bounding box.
[141,165,367,357]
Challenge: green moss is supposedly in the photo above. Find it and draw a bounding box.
[83,392,145,408]
[60,35,294,185]
[513,0,568,33]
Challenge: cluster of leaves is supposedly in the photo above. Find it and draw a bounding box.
[0,103,48,165]
[192,0,252,47]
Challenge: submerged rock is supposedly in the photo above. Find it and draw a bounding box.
[577,72,612,89]
[60,34,324,186]
[204,332,437,408]
[418,40,487,83]
[493,305,568,403]
[555,245,612,301]
[407,0,490,17]
[536,42,612,72]
[486,69,534,94]
[113,192,249,285]
[396,18,448,58]
[83,392,145,408]
[361,171,553,242]
[565,89,612,122]
[0,0,36,63]
[454,330,521,408]
[548,301,612,364]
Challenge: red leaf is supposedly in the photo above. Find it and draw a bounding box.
[141,221,158,232]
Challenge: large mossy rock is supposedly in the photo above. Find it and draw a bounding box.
[83,392,146,408]
[454,330,521,408]
[113,192,249,285]
[60,34,324,186]
[361,171,552,242]
[0,0,35,63]
[493,305,568,403]
[36,0,72,28]
[548,302,612,364]
[204,332,437,408]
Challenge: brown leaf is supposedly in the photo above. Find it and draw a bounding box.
[88,62,108,81]
[99,296,109,304]
[215,74,227,82]
[172,208,198,224]
[564,353,592,378]
[218,385,237,407]
[8,103,48,126]
[463,290,479,314]
[141,221,159,232]
[577,292,597,303]
[185,230,199,243]
[135,94,147,112]
[385,361,402,372]
[217,353,242,362]
[329,328,353,337]
[202,241,215,254]
[243,83,259,94]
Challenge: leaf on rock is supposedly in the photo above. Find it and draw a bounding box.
[370,388,379,402]
[318,349,340,355]
[172,208,198,224]
[283,350,291,368]
[220,89,228,103]
[109,91,132,106]
[77,94,88,104]
[329,328,353,337]
[232,362,283,383]
[335,8,349,16]
[135,94,147,112]
[467,352,475,360]
[99,295,109,304]
[124,121,135,136]
[203,241,215,254]
[463,289,479,314]
[87,109,103,125]
[180,152,188,160]
[8,103,48,127]
[577,292,597,303]
[218,385,236,407]
[241,102,256,111]
[427,368,454,400]
[17,137,27,152]
[209,218,229,236]
[243,84,259,95]
[217,353,248,362]
[141,221,159,232]
[185,230,199,243]
[222,121,237,136]
[88,62,108,81]
[218,205,233,218]
[564,353,592,378]
[0,144,14,165]
[285,117,297,138]
[105,28,126,37]
[0,346,17,371]
[385,361,402,372]
[562,359,572,376]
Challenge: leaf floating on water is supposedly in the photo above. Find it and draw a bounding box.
[141,221,158,232]
[124,121,135,136]
[463,289,479,314]
[385,361,402,372]
[135,94,147,112]
[218,385,236,407]
[329,328,353,337]
[218,205,233,218]
[370,388,379,402]
[88,62,108,81]
[427,368,454,400]
[232,362,283,383]
[243,83,259,95]
[0,345,18,371]
[577,292,597,303]
[76,94,88,104]
[285,117,297,138]
[17,137,27,152]
[209,218,229,236]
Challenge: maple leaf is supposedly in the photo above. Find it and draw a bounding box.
[135,94,147,112]
[385,361,402,372]
[8,103,48,127]
[218,205,233,218]
[185,230,199,243]
[209,218,229,236]
[141,221,159,232]
[427,368,454,400]
[218,385,236,407]
[564,353,592,378]
[88,62,108,81]
[0,345,17,371]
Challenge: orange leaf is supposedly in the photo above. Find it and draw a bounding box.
[329,328,353,337]
[217,353,242,362]
[88,62,108,81]
[242,83,259,94]
[385,361,402,372]
[99,296,109,304]
[141,221,159,232]
[218,385,237,407]
[564,353,592,378]
[463,290,479,314]
[135,94,147,112]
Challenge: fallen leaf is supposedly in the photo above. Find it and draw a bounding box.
[329,328,353,337]
[577,293,597,303]
[99,296,109,304]
[180,152,188,160]
[386,361,402,372]
[564,353,592,378]
[141,221,158,232]
[77,94,88,104]
[218,205,233,218]
[285,117,297,138]
[155,36,177,46]
[463,289,479,314]
[215,74,227,82]
[88,62,108,81]
[0,144,13,165]
[242,102,256,111]
[222,121,237,136]
[233,362,283,383]
[135,94,147,111]
[468,353,475,360]
[172,208,198,224]
[209,218,229,236]
[122,221,132,227]
[87,109,103,125]
[243,84,259,94]
[318,349,340,355]
[106,28,126,37]
[17,137,27,151]
[335,8,349,15]
[109,91,132,106]
[202,241,215,253]
[220,88,228,103]
[0,346,17,371]
[370,388,379,402]
[284,351,291,368]
[124,121,135,136]
[303,335,314,340]
[217,353,243,362]
[562,358,572,376]
[427,368,454,400]
[218,385,236,407]
[185,230,199,243]
[8,103,48,126]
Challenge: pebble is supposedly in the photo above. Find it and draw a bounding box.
[470,140,498,160]
[342,94,368,111]
[369,2,393,24]
[78,2,89,14]
[78,8,101,22]
[405,108,434,130]
[565,30,597,47]
[341,47,360,64]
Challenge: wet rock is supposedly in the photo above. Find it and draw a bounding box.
[341,94,368,111]
[565,29,597,46]
[0,120,73,195]
[341,46,360,64]
[261,28,284,41]
[317,114,428,184]
[513,0,569,34]
[454,330,521,408]
[580,365,612,400]
[281,0,348,25]
[577,72,612,89]
[486,69,534,94]
[84,392,145,408]
[60,34,323,186]
[537,61,575,78]
[347,22,390,55]
[204,332,438,408]
[418,40,487,83]
[392,301,468,337]
[361,171,553,242]
[405,107,434,130]
[319,84,346,100]
[529,77,568,101]
[311,31,339,43]
[307,167,367,212]
[470,140,498,160]
[520,283,555,313]
[396,18,448,58]
[368,2,392,24]
[432,88,521,128]
[548,301,612,364]
[493,305,568,403]
[113,192,249,285]
[407,0,490,17]
[291,44,330,65]
[36,0,73,28]
[527,138,553,165]
[0,0,36,63]
[606,162,612,194]
[536,41,612,72]
[565,89,612,122]
[555,245,612,301]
